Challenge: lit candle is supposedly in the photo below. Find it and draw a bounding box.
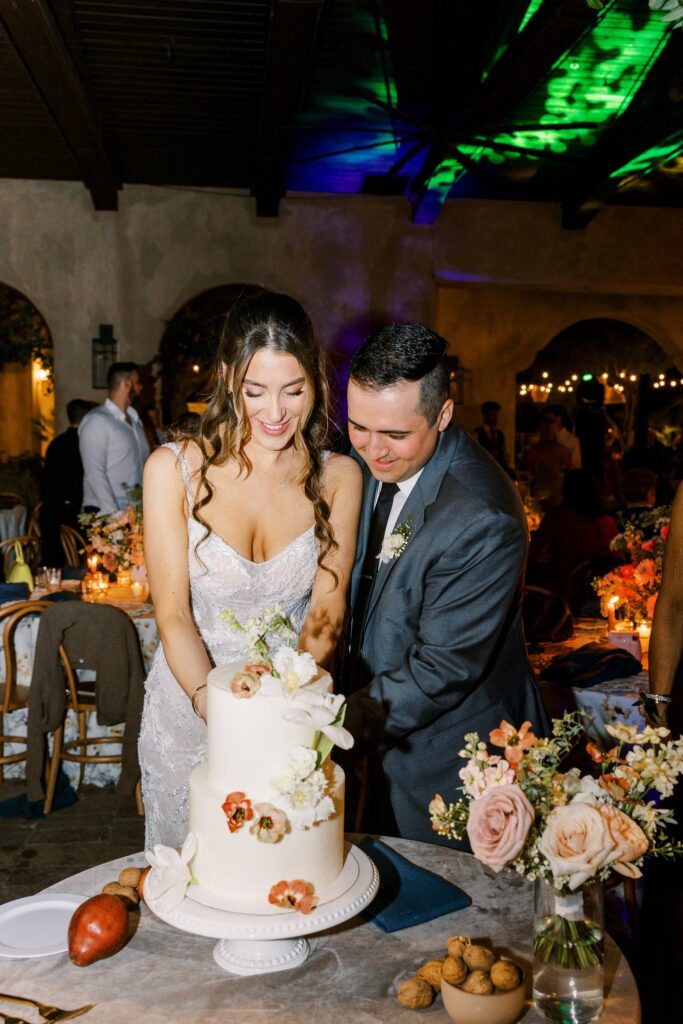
[87,555,98,574]
[131,581,143,599]
[607,597,619,633]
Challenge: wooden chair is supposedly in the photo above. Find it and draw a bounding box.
[60,524,86,566]
[0,492,22,506]
[0,600,54,783]
[27,501,42,540]
[44,633,144,816]
[0,535,41,579]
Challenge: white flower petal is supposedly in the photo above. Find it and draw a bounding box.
[321,723,355,750]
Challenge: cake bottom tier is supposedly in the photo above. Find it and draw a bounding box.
[188,761,345,911]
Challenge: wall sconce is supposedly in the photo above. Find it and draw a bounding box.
[92,324,117,388]
[446,355,471,406]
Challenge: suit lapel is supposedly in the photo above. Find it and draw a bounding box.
[364,427,461,625]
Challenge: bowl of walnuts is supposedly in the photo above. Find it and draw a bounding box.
[397,935,526,1024]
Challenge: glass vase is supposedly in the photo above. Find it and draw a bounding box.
[533,878,604,1024]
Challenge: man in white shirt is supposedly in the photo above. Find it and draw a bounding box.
[547,405,582,468]
[79,363,150,513]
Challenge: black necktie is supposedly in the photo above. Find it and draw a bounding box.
[350,482,399,664]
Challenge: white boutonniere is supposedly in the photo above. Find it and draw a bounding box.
[377,516,413,565]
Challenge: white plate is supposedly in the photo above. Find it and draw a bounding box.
[0,892,86,958]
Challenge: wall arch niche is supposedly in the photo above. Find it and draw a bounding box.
[516,317,681,483]
[156,283,262,424]
[0,282,54,456]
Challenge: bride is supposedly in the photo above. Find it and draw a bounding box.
[138,290,362,848]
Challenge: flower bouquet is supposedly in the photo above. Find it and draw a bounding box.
[593,506,670,625]
[429,714,683,1023]
[79,497,144,576]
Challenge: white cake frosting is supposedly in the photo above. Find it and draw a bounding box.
[188,659,346,910]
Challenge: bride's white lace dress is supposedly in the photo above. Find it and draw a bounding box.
[138,442,319,849]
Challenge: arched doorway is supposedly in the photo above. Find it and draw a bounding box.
[0,283,54,457]
[156,284,262,424]
[516,317,681,496]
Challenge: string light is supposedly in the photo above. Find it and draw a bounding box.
[518,368,683,398]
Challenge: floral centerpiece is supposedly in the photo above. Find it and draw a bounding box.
[79,491,144,577]
[593,506,670,625]
[429,714,683,1022]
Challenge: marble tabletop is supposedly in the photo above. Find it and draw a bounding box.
[0,837,640,1024]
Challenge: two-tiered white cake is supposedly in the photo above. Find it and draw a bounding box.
[188,659,346,911]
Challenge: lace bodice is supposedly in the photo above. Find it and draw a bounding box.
[174,442,320,657]
[139,441,321,848]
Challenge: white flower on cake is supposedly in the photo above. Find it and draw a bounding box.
[271,748,335,830]
[264,646,317,698]
[145,832,197,912]
[282,690,354,750]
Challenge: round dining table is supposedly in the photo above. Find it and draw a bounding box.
[0,837,640,1024]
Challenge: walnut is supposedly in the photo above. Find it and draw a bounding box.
[416,959,444,989]
[397,977,434,1009]
[463,943,496,972]
[101,881,139,906]
[491,960,522,991]
[118,867,142,888]
[461,970,494,995]
[446,935,471,959]
[441,955,468,986]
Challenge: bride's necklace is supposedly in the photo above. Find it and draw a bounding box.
[251,452,297,489]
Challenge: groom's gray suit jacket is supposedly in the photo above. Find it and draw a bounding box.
[345,424,548,842]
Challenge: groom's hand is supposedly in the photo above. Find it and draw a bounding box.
[344,689,388,754]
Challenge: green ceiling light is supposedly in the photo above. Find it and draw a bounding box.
[610,129,683,179]
[518,0,546,35]
[582,373,594,381]
[483,0,669,165]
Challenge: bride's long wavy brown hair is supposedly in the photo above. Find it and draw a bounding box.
[183,289,336,574]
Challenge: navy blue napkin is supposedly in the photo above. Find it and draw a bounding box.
[541,641,641,688]
[62,565,86,580]
[359,836,471,932]
[42,590,81,602]
[0,582,30,603]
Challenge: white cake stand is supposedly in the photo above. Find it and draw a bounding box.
[146,842,379,976]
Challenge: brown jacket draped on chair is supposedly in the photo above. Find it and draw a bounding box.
[26,602,145,803]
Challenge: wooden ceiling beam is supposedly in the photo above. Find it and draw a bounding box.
[252,0,326,217]
[0,0,119,210]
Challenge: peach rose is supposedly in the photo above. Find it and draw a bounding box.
[540,802,617,890]
[599,804,648,878]
[466,784,534,872]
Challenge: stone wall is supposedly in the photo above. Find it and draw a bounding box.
[2,180,683,441]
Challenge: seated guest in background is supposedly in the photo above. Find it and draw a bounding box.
[613,467,657,532]
[622,426,673,505]
[472,400,515,478]
[527,468,618,600]
[39,399,92,566]
[547,405,582,468]
[79,362,150,513]
[526,411,573,506]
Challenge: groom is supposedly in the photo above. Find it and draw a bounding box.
[342,323,548,843]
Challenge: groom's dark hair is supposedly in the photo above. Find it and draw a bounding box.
[349,323,450,425]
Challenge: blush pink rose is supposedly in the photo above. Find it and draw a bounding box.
[599,804,649,878]
[466,784,534,872]
[540,802,617,890]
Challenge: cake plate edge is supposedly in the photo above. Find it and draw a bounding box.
[145,842,379,976]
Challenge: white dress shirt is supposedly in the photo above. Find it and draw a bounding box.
[79,399,150,513]
[375,468,424,541]
[557,426,582,468]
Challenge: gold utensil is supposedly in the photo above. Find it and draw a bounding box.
[0,994,95,1022]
